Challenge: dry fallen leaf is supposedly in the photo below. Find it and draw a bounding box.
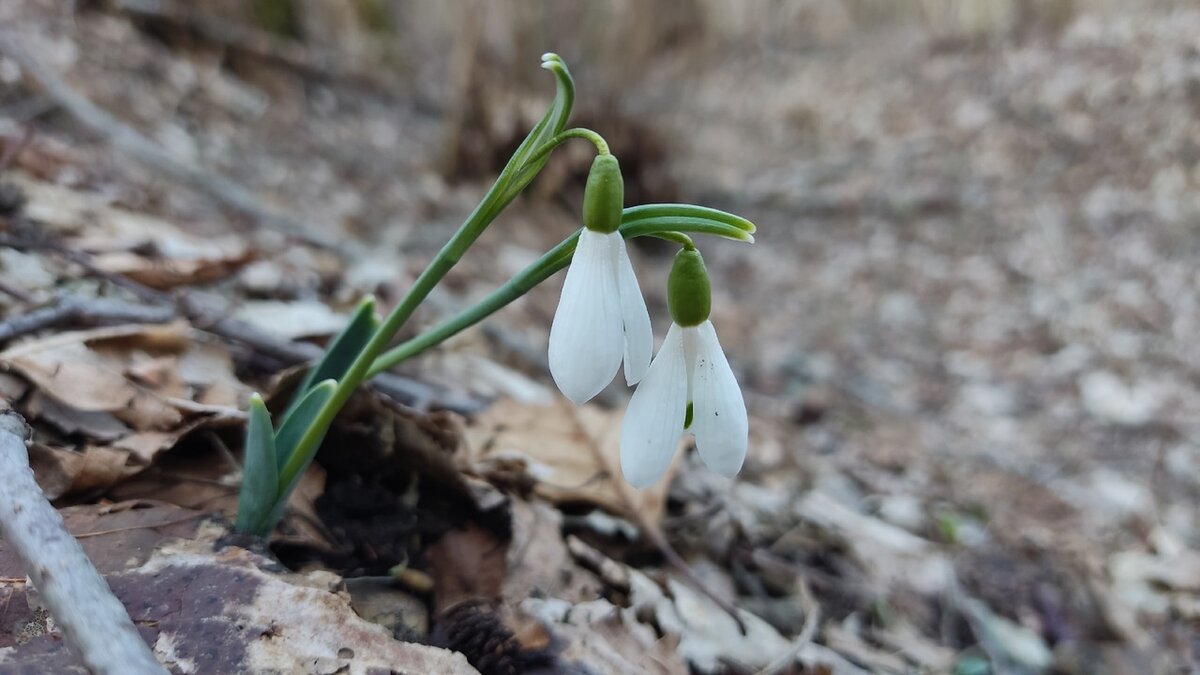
[231,299,349,341]
[14,174,253,289]
[2,321,249,498]
[463,397,679,526]
[503,500,600,606]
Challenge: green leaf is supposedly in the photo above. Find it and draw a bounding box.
[620,215,755,243]
[622,203,757,233]
[234,394,278,536]
[285,296,378,418]
[261,379,336,538]
[275,379,336,475]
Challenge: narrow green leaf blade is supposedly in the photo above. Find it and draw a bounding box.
[262,379,337,536]
[620,216,755,243]
[286,296,377,417]
[275,379,336,474]
[234,394,278,536]
[622,203,757,233]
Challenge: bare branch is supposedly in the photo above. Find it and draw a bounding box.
[0,296,174,343]
[0,411,169,675]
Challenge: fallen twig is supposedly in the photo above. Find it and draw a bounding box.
[0,29,339,251]
[0,278,36,304]
[0,411,169,674]
[0,296,174,343]
[751,578,821,675]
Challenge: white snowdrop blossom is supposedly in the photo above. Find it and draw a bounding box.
[549,228,652,403]
[548,155,652,404]
[620,249,747,487]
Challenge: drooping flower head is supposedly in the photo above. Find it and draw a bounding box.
[548,154,653,404]
[620,247,748,487]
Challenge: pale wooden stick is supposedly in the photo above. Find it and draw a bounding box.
[0,412,168,675]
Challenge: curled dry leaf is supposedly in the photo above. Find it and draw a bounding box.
[1,321,248,498]
[462,397,678,526]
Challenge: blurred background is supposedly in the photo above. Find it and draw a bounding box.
[1,0,1198,673]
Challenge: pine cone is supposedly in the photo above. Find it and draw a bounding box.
[432,601,521,675]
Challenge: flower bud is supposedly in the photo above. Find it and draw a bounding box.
[667,248,711,327]
[582,154,624,234]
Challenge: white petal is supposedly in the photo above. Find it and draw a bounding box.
[688,321,748,478]
[620,323,688,488]
[548,229,624,404]
[613,235,652,385]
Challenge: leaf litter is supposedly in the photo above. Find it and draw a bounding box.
[0,1,1198,673]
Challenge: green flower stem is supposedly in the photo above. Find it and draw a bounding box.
[366,234,577,376]
[647,231,695,250]
[366,217,751,376]
[276,214,483,488]
[527,127,610,163]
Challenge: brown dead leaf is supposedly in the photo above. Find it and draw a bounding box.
[14,174,253,289]
[1,323,188,417]
[426,523,509,615]
[108,440,326,537]
[503,500,600,606]
[28,443,132,498]
[2,321,249,498]
[463,397,678,526]
[24,390,130,441]
[90,248,254,290]
[26,417,227,500]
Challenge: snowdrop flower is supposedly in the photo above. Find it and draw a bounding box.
[620,247,748,487]
[549,154,652,404]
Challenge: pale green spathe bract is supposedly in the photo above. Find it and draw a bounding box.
[667,248,711,327]
[582,154,624,234]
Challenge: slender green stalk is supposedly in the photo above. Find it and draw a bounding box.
[367,234,577,376]
[367,216,752,376]
[278,202,492,488]
[526,127,610,162]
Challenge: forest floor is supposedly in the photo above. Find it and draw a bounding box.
[0,1,1197,673]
